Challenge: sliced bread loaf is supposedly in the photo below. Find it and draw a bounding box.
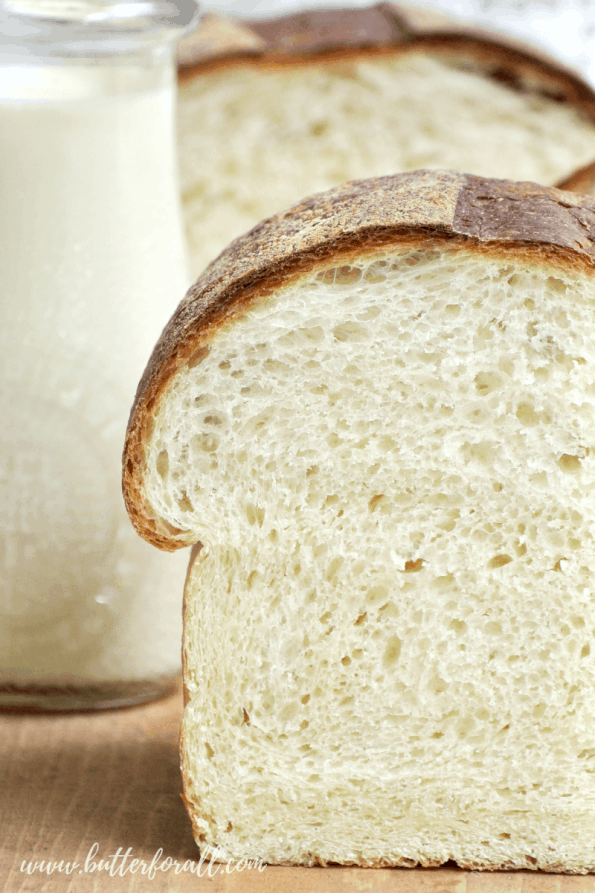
[176,4,595,277]
[123,170,595,871]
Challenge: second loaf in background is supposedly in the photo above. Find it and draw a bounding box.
[177,3,595,276]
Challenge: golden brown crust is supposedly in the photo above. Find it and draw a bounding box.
[177,3,595,130]
[122,170,595,550]
[177,12,265,70]
[177,5,406,70]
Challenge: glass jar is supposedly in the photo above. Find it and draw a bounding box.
[0,0,199,710]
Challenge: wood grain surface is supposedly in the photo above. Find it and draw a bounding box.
[1,683,593,893]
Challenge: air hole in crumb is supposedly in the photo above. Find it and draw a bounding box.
[156,450,169,479]
[279,703,298,722]
[489,554,513,569]
[457,715,475,736]
[187,345,210,368]
[430,676,448,694]
[366,585,388,604]
[333,321,368,342]
[383,635,402,668]
[191,433,219,453]
[558,454,582,473]
[245,504,264,527]
[581,644,591,658]
[516,402,541,426]
[404,558,424,573]
[325,557,343,582]
[341,656,352,666]
[319,265,362,286]
[485,621,502,635]
[579,747,595,759]
[474,371,502,396]
[300,326,324,343]
[176,491,193,513]
[450,619,467,634]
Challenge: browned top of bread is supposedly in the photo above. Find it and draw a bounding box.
[177,4,595,125]
[122,170,595,551]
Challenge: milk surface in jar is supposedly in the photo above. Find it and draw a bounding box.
[0,0,200,709]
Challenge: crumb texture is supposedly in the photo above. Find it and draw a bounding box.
[178,53,595,275]
[144,245,595,868]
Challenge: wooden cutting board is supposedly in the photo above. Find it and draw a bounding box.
[1,683,593,893]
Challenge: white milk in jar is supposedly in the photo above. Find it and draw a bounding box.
[0,1,199,709]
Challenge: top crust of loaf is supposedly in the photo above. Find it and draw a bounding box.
[177,3,595,130]
[122,170,595,550]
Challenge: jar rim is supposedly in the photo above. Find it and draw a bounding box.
[0,0,201,58]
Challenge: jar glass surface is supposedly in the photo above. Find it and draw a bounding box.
[0,0,199,710]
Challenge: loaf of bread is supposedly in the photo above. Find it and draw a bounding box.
[123,170,595,871]
[176,4,595,277]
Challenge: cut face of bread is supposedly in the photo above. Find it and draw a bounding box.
[177,246,595,870]
[178,18,595,276]
[123,171,595,870]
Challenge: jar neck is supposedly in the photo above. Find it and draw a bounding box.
[0,0,200,63]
